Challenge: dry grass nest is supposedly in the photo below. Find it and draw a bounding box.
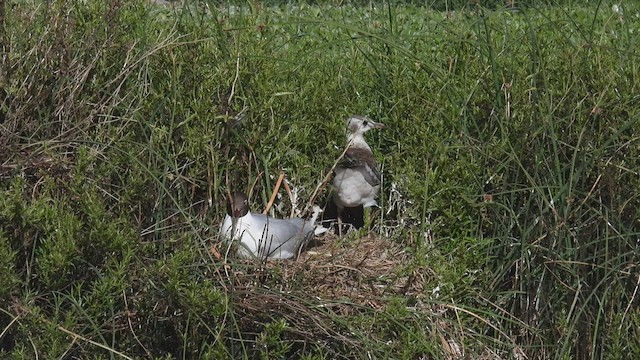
[221,233,436,354]
[229,233,429,312]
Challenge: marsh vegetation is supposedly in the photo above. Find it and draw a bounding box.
[1,1,639,358]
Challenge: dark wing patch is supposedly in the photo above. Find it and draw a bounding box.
[338,148,381,187]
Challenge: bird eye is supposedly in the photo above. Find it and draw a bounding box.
[363,120,368,126]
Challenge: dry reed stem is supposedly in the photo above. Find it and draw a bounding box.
[303,138,354,215]
[263,171,285,214]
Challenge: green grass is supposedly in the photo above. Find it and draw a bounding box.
[1,0,640,358]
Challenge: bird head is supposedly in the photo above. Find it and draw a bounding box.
[227,192,250,218]
[346,115,385,136]
[345,115,384,150]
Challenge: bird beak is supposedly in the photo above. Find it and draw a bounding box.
[232,207,242,217]
[373,121,385,129]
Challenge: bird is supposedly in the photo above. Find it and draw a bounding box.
[331,115,384,232]
[219,192,321,260]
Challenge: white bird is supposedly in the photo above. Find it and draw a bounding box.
[219,192,321,260]
[332,115,384,230]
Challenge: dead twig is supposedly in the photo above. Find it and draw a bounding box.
[263,171,285,214]
[303,139,354,215]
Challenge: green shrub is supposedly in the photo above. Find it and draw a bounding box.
[2,0,639,358]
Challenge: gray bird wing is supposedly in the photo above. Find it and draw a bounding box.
[251,214,313,258]
[338,148,381,187]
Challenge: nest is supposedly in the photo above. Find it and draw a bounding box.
[229,234,427,307]
[218,233,435,357]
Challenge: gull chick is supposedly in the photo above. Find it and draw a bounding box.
[331,115,384,229]
[219,192,321,259]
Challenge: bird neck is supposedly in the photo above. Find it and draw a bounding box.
[229,211,254,237]
[233,210,253,223]
[346,133,371,151]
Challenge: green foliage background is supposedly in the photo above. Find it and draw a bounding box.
[1,0,639,358]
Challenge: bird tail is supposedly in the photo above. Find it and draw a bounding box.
[309,205,327,235]
[296,206,325,258]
